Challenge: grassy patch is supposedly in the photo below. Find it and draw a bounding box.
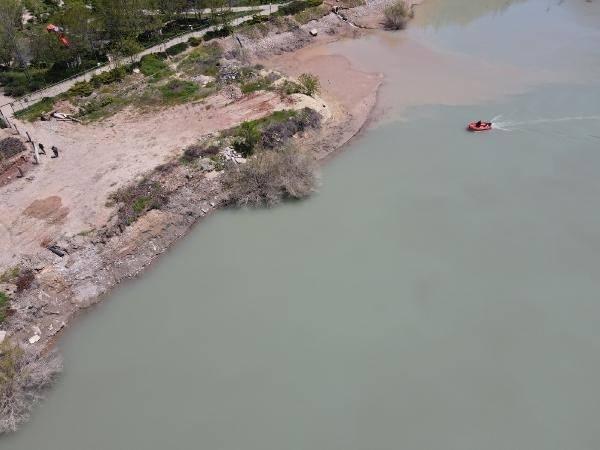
[339,0,365,7]
[90,66,129,88]
[77,95,127,122]
[240,76,274,94]
[0,267,20,284]
[294,4,330,24]
[165,42,189,56]
[111,179,168,226]
[139,54,172,81]
[67,81,95,98]
[14,97,55,122]
[203,26,232,42]
[0,292,9,324]
[159,80,200,104]
[279,0,323,16]
[227,109,311,156]
[178,44,222,77]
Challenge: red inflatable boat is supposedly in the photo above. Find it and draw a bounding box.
[468,121,492,132]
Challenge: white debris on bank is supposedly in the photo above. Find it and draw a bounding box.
[222,147,246,164]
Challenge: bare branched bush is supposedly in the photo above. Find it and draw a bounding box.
[0,342,63,434]
[384,0,414,30]
[222,148,318,207]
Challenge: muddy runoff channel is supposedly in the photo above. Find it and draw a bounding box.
[5,0,600,448]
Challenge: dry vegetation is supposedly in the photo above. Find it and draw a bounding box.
[0,342,63,434]
[384,0,414,30]
[223,147,318,207]
[110,179,169,228]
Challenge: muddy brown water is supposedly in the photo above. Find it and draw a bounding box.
[4,1,600,448]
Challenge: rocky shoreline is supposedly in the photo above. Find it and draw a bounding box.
[0,0,404,433]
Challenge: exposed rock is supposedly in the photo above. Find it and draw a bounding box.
[0,330,6,344]
[28,334,40,344]
[310,28,318,36]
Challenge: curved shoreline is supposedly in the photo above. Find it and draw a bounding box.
[0,1,404,434]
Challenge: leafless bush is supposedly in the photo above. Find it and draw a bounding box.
[0,342,63,434]
[384,0,414,30]
[222,148,318,207]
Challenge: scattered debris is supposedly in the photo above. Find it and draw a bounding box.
[28,334,40,344]
[222,147,246,164]
[0,330,6,344]
[47,245,67,257]
[51,112,82,123]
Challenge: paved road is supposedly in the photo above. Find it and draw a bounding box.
[0,4,283,118]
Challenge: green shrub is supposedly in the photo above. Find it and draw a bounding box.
[281,80,304,95]
[90,66,127,87]
[203,26,232,41]
[165,42,189,56]
[139,54,172,80]
[0,267,20,284]
[67,81,94,97]
[298,73,320,96]
[14,97,55,122]
[279,0,323,16]
[79,96,114,117]
[188,36,202,47]
[233,121,261,156]
[0,69,47,97]
[160,79,199,103]
[0,292,9,324]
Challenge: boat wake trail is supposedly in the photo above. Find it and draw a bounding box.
[491,115,600,131]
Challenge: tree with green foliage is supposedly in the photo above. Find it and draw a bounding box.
[92,0,161,41]
[156,0,188,21]
[0,0,24,66]
[51,0,100,53]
